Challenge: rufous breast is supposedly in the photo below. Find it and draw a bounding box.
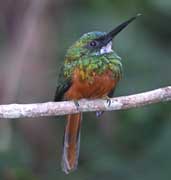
[64,68,118,100]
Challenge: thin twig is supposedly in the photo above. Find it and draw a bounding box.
[0,86,170,119]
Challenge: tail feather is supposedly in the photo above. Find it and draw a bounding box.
[62,113,82,174]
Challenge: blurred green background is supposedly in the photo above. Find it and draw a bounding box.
[0,0,170,179]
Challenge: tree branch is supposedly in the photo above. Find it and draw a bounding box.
[0,86,170,119]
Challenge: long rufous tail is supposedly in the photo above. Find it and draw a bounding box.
[62,113,82,174]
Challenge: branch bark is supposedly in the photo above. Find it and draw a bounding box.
[0,86,170,119]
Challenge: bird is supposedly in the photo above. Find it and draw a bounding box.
[54,14,141,174]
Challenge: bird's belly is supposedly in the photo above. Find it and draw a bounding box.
[64,69,117,100]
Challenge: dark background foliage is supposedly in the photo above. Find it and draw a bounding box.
[0,0,170,179]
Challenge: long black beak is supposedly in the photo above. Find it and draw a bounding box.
[98,14,141,46]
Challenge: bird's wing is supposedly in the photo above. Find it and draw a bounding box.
[54,78,71,101]
[54,65,72,101]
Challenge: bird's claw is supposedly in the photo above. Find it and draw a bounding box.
[96,111,104,118]
[74,100,80,111]
[106,98,111,107]
[103,96,111,107]
[96,96,111,118]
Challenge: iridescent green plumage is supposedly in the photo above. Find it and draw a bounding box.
[65,32,106,62]
[64,31,123,77]
[64,51,122,81]
[55,14,141,101]
[55,31,123,101]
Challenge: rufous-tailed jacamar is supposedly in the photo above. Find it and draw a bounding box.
[54,14,141,174]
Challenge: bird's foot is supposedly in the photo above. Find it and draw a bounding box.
[74,100,80,111]
[103,95,111,107]
[96,111,104,118]
[96,96,111,118]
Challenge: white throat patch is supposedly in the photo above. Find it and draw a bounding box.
[100,41,113,55]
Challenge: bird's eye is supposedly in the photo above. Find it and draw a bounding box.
[89,40,98,47]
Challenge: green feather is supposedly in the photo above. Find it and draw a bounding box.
[55,31,123,100]
[64,52,122,81]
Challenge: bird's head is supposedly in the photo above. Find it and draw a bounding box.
[65,14,141,62]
